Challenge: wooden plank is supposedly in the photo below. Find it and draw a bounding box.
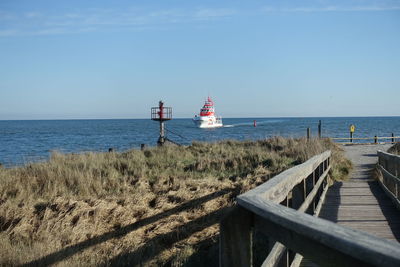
[327,186,379,192]
[320,205,400,221]
[324,195,391,205]
[240,151,331,203]
[339,183,372,188]
[237,195,400,266]
[345,178,374,181]
[322,205,399,211]
[220,206,253,267]
[339,220,400,226]
[261,242,286,267]
[326,190,383,196]
[337,221,400,232]
[336,228,400,240]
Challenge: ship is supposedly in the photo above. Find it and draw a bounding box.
[193,97,223,128]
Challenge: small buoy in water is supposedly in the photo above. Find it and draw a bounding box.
[253,120,257,127]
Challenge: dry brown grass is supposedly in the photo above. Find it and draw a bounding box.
[388,143,400,155]
[0,137,351,266]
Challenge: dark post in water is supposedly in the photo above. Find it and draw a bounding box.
[307,128,311,140]
[318,120,322,138]
[151,100,172,146]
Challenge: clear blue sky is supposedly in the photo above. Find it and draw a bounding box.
[0,0,399,119]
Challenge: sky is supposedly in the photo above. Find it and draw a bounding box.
[0,0,399,119]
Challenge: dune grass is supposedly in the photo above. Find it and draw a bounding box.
[388,143,400,155]
[0,137,351,266]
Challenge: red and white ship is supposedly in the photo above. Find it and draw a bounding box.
[193,97,223,128]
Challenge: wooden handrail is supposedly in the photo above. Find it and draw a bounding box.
[261,161,331,266]
[377,151,400,210]
[220,150,400,267]
[378,150,400,172]
[238,196,400,266]
[331,136,400,140]
[240,151,331,203]
[220,151,332,266]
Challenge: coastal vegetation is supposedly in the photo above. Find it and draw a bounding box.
[0,137,351,266]
[388,143,400,155]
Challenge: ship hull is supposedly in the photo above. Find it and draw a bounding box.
[193,116,223,128]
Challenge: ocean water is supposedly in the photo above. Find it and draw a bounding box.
[0,117,399,167]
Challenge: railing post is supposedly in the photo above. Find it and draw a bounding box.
[220,206,253,267]
[318,160,327,199]
[392,133,395,144]
[312,170,317,212]
[389,159,395,175]
[283,197,294,267]
[307,128,311,140]
[378,152,381,166]
[292,181,305,209]
[374,135,378,144]
[305,174,314,214]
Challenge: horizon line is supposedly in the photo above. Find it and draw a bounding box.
[1,115,399,121]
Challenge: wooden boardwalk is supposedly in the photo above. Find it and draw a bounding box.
[223,148,400,267]
[319,144,400,242]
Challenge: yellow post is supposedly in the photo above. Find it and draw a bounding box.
[350,125,355,143]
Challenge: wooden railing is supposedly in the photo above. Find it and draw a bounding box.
[377,151,400,210]
[220,150,400,267]
[331,135,400,144]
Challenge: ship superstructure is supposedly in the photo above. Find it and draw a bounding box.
[193,97,223,128]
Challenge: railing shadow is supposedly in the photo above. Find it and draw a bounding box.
[178,236,219,267]
[363,154,379,158]
[360,163,376,175]
[23,188,237,267]
[160,235,219,267]
[106,207,229,266]
[346,161,400,241]
[320,162,376,223]
[369,181,400,242]
[319,181,342,223]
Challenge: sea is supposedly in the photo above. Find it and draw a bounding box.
[0,117,399,167]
